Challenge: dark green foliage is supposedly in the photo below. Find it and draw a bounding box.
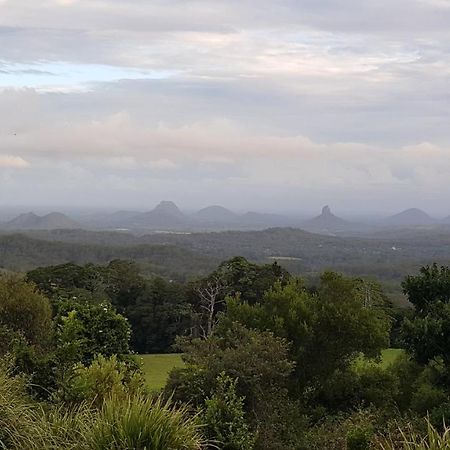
[55,354,145,406]
[402,264,450,314]
[166,322,299,450]
[346,425,373,450]
[402,264,450,365]
[55,299,131,366]
[202,373,256,450]
[215,256,290,304]
[0,275,52,345]
[224,273,390,395]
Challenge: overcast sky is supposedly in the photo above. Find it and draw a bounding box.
[1,0,450,214]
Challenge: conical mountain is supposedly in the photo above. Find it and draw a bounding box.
[194,205,239,223]
[6,212,40,228]
[385,208,434,226]
[135,201,187,228]
[302,206,353,233]
[152,201,185,220]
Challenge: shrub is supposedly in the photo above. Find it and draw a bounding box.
[55,354,145,406]
[202,372,256,450]
[347,425,373,450]
[378,419,450,449]
[86,394,205,450]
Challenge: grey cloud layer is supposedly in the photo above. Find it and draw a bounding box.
[0,0,449,211]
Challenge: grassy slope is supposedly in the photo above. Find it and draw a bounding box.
[139,349,405,391]
[380,348,404,368]
[138,354,184,391]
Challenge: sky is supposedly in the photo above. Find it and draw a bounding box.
[1,0,450,215]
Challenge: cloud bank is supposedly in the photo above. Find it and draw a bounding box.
[0,0,449,213]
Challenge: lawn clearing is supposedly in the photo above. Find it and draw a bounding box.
[380,348,404,368]
[354,348,405,369]
[137,354,185,391]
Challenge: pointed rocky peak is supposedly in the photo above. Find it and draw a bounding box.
[321,205,333,217]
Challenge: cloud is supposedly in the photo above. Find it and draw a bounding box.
[0,154,29,168]
[0,1,449,211]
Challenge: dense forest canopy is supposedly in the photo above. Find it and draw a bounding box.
[4,251,450,448]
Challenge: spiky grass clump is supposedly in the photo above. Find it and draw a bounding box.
[86,394,205,450]
[0,361,93,449]
[379,420,450,450]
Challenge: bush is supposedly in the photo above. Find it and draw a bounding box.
[86,394,205,450]
[202,372,256,450]
[0,359,91,449]
[55,354,145,406]
[378,419,450,449]
[347,425,373,450]
[0,275,52,346]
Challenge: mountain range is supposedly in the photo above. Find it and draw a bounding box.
[1,202,449,234]
[2,212,81,230]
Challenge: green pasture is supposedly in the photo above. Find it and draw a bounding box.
[137,354,185,391]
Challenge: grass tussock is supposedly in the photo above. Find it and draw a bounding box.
[379,420,450,450]
[0,362,205,450]
[86,394,205,450]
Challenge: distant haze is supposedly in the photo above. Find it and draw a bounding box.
[1,1,450,214]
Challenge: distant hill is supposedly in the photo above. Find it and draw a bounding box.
[385,208,435,226]
[4,212,81,230]
[134,201,189,229]
[301,206,355,234]
[194,205,239,223]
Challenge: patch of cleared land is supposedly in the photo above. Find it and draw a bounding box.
[138,354,185,390]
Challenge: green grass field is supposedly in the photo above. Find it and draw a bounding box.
[354,348,404,369]
[380,348,404,368]
[137,354,185,391]
[139,349,404,391]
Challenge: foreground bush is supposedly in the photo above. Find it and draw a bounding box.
[86,394,205,450]
[379,420,450,449]
[0,361,90,449]
[0,360,206,449]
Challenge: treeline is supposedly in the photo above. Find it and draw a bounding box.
[3,259,450,448]
[4,227,450,287]
[0,233,216,279]
[26,257,288,353]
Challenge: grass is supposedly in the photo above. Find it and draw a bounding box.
[137,350,404,391]
[380,348,404,368]
[354,348,405,370]
[137,354,185,391]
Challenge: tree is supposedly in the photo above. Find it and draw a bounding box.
[402,263,450,315]
[224,273,391,394]
[0,275,52,346]
[195,274,229,338]
[55,299,131,366]
[203,373,256,450]
[402,264,450,365]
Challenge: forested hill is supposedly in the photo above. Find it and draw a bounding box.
[0,234,217,280]
[2,227,450,284]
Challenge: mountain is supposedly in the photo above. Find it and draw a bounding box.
[194,205,239,223]
[5,212,81,230]
[134,201,188,229]
[6,212,40,229]
[241,211,291,227]
[301,206,355,234]
[385,208,435,226]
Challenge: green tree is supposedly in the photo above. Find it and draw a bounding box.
[0,275,52,345]
[203,372,256,450]
[55,299,131,366]
[402,264,450,365]
[224,273,391,394]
